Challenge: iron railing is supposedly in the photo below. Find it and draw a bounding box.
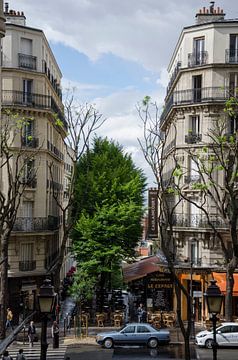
[160,86,229,124]
[172,213,227,228]
[185,133,202,144]
[13,216,59,232]
[2,90,67,130]
[21,136,39,148]
[18,53,37,70]
[45,250,59,269]
[19,260,36,271]
[47,140,64,160]
[225,49,238,63]
[22,177,37,188]
[188,51,208,67]
[166,61,181,95]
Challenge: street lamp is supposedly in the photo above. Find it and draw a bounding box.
[204,279,224,360]
[38,279,56,360]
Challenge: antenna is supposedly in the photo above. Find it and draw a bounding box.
[210,1,215,13]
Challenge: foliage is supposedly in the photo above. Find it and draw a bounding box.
[71,137,146,299]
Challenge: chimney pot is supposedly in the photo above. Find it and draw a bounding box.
[217,6,220,12]
[203,7,206,13]
[199,9,202,13]
[213,8,216,13]
[221,9,223,13]
[206,8,209,13]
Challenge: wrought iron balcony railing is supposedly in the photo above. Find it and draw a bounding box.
[22,177,37,189]
[166,61,181,95]
[47,140,64,160]
[18,53,37,70]
[188,51,208,67]
[185,133,202,144]
[160,86,229,124]
[19,260,36,271]
[225,49,238,63]
[2,90,67,130]
[13,216,60,232]
[45,250,59,269]
[172,213,227,229]
[21,136,39,148]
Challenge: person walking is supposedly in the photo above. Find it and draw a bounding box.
[16,349,26,360]
[28,320,36,347]
[137,303,146,323]
[1,350,13,360]
[52,321,59,348]
[5,308,14,330]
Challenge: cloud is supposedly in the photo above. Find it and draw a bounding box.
[10,0,238,72]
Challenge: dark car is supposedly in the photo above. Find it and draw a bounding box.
[96,323,170,349]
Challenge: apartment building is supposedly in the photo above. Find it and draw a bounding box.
[1,4,67,316]
[160,4,238,320]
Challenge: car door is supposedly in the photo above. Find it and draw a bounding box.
[117,325,136,345]
[228,325,238,346]
[216,325,232,346]
[135,325,151,344]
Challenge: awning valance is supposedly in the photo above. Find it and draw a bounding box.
[212,272,238,296]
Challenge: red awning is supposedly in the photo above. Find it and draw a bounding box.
[213,272,238,296]
[123,252,167,283]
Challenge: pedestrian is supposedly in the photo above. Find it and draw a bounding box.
[16,349,26,360]
[28,320,36,347]
[5,308,14,330]
[1,350,13,360]
[52,320,59,348]
[66,313,71,333]
[137,303,146,323]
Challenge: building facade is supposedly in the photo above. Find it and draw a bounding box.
[1,4,67,317]
[160,4,238,320]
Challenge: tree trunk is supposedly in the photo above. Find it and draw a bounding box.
[0,231,10,339]
[225,267,234,321]
[53,230,69,291]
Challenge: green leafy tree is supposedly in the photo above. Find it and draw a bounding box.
[71,138,146,309]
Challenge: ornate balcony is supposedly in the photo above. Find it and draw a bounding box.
[22,177,37,189]
[13,216,60,232]
[18,53,37,70]
[19,260,36,271]
[21,136,39,148]
[185,133,202,144]
[188,51,208,67]
[225,49,238,64]
[166,61,181,95]
[160,86,229,125]
[172,213,227,229]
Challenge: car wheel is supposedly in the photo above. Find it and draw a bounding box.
[205,339,214,349]
[103,338,114,349]
[148,337,159,349]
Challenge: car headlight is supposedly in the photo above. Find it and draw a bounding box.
[196,334,207,338]
[96,335,104,341]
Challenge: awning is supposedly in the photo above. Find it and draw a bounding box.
[212,272,238,296]
[123,251,167,283]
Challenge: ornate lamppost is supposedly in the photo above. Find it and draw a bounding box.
[38,279,56,360]
[204,279,224,360]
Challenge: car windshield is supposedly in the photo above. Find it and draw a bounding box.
[150,325,159,332]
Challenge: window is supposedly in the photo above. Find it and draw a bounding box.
[229,115,238,134]
[193,75,202,102]
[229,34,238,62]
[193,37,205,65]
[190,115,200,134]
[190,241,199,264]
[123,325,135,334]
[137,326,150,333]
[23,159,36,187]
[22,202,33,231]
[20,243,34,262]
[231,325,238,332]
[229,73,238,97]
[22,119,34,146]
[20,38,32,55]
[23,79,33,104]
[220,326,232,334]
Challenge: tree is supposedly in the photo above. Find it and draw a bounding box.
[48,96,105,289]
[179,97,238,320]
[71,137,146,309]
[0,111,39,338]
[137,97,194,360]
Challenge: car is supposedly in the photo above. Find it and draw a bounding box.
[196,322,238,348]
[96,323,170,349]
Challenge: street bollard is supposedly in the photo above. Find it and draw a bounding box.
[64,318,66,337]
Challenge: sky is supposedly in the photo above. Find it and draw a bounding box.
[8,0,238,188]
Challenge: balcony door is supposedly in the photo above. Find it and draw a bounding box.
[22,201,33,231]
[23,79,33,104]
[230,34,238,63]
[190,198,200,227]
[193,38,205,65]
[20,243,34,271]
[193,75,202,103]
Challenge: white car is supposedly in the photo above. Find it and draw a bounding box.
[196,322,238,348]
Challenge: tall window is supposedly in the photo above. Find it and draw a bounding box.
[23,79,33,104]
[20,243,35,271]
[190,241,199,264]
[23,159,35,187]
[190,115,200,134]
[20,38,32,55]
[22,119,34,146]
[230,34,238,62]
[229,73,238,97]
[193,37,205,65]
[22,202,33,231]
[193,75,202,102]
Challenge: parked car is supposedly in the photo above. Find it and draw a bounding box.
[196,322,238,348]
[96,323,170,349]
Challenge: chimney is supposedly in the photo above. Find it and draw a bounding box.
[4,2,9,14]
[196,2,225,24]
[4,3,26,26]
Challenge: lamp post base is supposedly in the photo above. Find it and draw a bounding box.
[40,316,48,360]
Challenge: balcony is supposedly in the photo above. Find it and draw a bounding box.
[19,260,36,271]
[185,133,202,144]
[47,140,64,160]
[184,175,201,183]
[172,213,227,229]
[225,49,238,64]
[13,216,60,232]
[160,86,229,125]
[21,136,39,148]
[45,250,59,270]
[22,177,37,189]
[18,53,37,71]
[188,51,208,67]
[167,61,181,95]
[2,90,67,130]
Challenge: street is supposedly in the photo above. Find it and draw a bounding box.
[65,344,238,360]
